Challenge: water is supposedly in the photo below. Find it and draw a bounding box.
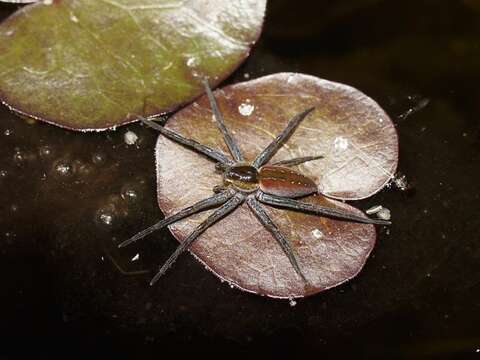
[1,1,480,358]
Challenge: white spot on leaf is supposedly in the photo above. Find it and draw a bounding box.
[333,136,349,150]
[238,102,255,116]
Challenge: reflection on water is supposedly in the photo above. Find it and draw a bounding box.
[1,0,480,358]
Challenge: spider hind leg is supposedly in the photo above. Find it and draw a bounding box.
[246,196,309,284]
[150,192,245,285]
[119,190,235,248]
[257,192,391,226]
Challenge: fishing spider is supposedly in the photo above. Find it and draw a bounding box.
[120,80,389,285]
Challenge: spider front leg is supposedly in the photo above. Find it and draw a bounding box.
[139,116,234,166]
[257,192,391,225]
[119,189,236,248]
[203,79,244,162]
[252,107,315,168]
[246,196,309,284]
[150,192,245,285]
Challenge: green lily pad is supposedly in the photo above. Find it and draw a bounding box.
[0,0,266,130]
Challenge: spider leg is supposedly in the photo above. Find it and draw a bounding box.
[119,189,236,248]
[202,79,244,162]
[246,196,309,284]
[252,107,315,168]
[139,116,234,166]
[150,192,245,285]
[257,192,391,225]
[273,155,324,167]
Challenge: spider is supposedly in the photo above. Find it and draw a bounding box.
[120,79,390,286]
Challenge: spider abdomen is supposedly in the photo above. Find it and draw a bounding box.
[258,165,317,198]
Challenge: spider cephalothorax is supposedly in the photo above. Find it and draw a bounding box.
[120,79,389,286]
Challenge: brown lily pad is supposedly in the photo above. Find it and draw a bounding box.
[0,0,266,130]
[155,73,398,298]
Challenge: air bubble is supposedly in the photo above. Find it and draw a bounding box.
[92,152,107,165]
[4,129,12,136]
[124,131,139,146]
[39,145,54,159]
[393,174,408,191]
[121,185,139,203]
[100,213,113,225]
[0,170,7,178]
[289,299,297,307]
[54,160,74,177]
[96,205,116,226]
[13,149,26,166]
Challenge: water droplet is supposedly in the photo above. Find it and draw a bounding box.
[92,152,107,165]
[124,130,139,146]
[96,206,115,226]
[394,174,408,191]
[39,145,54,159]
[289,299,297,307]
[70,14,79,23]
[312,228,323,239]
[333,136,349,150]
[4,129,12,136]
[0,170,8,178]
[10,204,19,213]
[54,160,74,177]
[121,185,139,203]
[186,57,200,68]
[13,149,26,166]
[238,102,255,116]
[243,73,250,79]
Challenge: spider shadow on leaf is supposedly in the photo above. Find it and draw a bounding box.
[119,79,389,287]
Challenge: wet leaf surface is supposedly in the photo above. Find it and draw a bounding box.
[155,73,398,298]
[0,0,266,130]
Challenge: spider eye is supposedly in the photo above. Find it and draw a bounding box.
[215,162,228,173]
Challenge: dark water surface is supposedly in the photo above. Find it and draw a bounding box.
[1,1,480,359]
